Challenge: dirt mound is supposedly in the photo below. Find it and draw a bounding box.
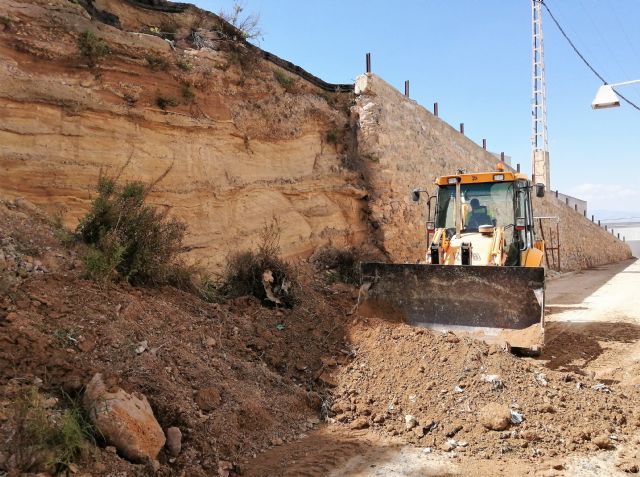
[328,319,640,460]
[0,199,355,476]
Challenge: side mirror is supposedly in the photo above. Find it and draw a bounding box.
[535,183,545,198]
[426,221,436,232]
[411,188,421,202]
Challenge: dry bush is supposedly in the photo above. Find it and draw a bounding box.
[146,55,170,71]
[311,246,361,285]
[155,94,178,110]
[203,222,299,307]
[180,83,196,103]
[77,176,190,287]
[77,30,109,66]
[218,2,262,41]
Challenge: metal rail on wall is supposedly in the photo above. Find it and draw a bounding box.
[534,216,560,270]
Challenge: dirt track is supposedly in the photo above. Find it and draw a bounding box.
[247,259,640,476]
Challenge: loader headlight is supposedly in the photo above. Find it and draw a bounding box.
[493,174,504,181]
[447,177,459,184]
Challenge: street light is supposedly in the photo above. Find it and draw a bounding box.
[592,79,640,109]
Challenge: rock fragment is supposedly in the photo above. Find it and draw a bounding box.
[166,427,182,457]
[478,403,512,431]
[593,434,614,450]
[405,414,417,430]
[83,373,165,463]
[351,417,369,430]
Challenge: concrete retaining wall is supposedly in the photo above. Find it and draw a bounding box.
[353,74,631,271]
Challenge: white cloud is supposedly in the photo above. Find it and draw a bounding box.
[567,183,640,214]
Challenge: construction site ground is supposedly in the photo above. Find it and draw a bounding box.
[1,202,639,476]
[246,259,640,477]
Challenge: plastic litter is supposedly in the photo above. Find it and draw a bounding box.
[481,374,504,390]
[510,410,524,424]
[592,383,611,392]
[535,373,548,386]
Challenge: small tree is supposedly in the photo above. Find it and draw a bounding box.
[218,2,262,41]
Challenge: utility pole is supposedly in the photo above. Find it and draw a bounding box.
[531,0,550,188]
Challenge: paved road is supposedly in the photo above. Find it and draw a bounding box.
[544,258,640,385]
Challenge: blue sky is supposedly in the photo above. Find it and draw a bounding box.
[194,0,640,217]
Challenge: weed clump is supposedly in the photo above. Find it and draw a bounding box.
[77,176,189,286]
[311,246,361,285]
[0,15,13,30]
[180,83,196,102]
[11,388,95,473]
[155,94,178,110]
[274,70,294,91]
[177,59,194,71]
[204,223,298,307]
[77,30,109,66]
[325,129,339,144]
[146,55,169,71]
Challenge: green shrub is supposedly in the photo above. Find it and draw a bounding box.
[51,212,76,248]
[177,59,194,71]
[180,83,196,102]
[12,388,95,473]
[78,30,109,66]
[210,223,298,307]
[274,70,294,90]
[155,94,178,110]
[77,176,189,286]
[325,129,339,144]
[0,15,13,29]
[312,246,361,285]
[146,55,169,71]
[82,237,124,282]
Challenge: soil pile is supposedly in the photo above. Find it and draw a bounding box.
[329,319,640,460]
[0,199,354,476]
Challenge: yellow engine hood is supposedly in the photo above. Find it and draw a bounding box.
[443,231,502,266]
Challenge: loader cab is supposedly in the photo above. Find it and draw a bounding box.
[431,171,540,267]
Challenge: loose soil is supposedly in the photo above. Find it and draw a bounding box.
[0,200,355,476]
[2,201,640,476]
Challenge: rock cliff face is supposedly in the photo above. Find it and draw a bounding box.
[0,0,367,270]
[352,74,631,270]
[0,1,630,272]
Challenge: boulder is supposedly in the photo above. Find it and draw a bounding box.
[83,373,165,462]
[478,403,512,431]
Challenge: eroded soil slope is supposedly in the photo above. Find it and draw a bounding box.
[0,199,357,476]
[0,0,367,272]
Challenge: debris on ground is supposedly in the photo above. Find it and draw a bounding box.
[327,319,640,459]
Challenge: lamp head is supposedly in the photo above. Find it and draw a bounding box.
[592,84,621,109]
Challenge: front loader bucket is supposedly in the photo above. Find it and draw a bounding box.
[358,263,545,351]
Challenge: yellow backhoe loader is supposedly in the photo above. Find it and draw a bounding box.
[359,165,546,352]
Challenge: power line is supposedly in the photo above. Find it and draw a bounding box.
[539,0,640,111]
